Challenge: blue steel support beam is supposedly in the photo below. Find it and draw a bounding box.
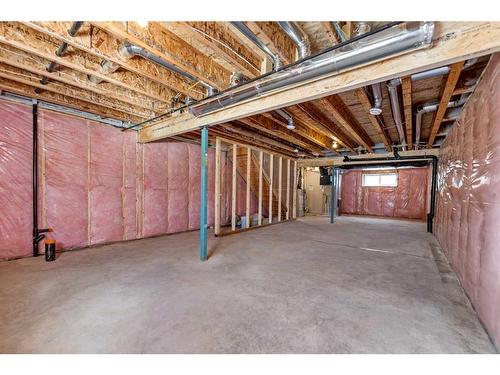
[200,126,208,261]
[330,167,336,224]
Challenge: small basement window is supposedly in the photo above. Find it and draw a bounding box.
[362,173,398,187]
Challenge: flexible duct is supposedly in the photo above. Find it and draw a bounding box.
[190,22,435,118]
[277,22,310,59]
[414,95,469,148]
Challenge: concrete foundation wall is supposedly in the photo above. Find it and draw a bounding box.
[435,54,500,349]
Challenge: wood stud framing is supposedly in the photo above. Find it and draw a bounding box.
[286,159,291,220]
[214,137,221,235]
[215,137,296,235]
[231,144,237,231]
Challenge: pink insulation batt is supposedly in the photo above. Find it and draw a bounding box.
[435,54,500,348]
[1,103,258,260]
[0,101,33,259]
[340,167,429,220]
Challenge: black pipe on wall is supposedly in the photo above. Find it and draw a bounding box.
[342,150,439,233]
[32,100,41,257]
[32,101,51,256]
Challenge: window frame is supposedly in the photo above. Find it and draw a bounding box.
[361,173,398,187]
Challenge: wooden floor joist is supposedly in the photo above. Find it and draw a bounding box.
[22,21,201,100]
[0,22,174,105]
[320,95,374,151]
[91,21,231,90]
[354,88,392,151]
[401,77,414,149]
[139,22,500,143]
[427,61,465,148]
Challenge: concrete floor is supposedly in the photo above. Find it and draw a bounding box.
[0,216,495,353]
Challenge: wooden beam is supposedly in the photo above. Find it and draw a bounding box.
[246,147,251,228]
[0,76,142,123]
[278,156,282,222]
[159,22,261,78]
[321,22,341,44]
[286,159,291,220]
[231,143,237,231]
[354,88,392,151]
[293,102,357,150]
[22,21,199,100]
[0,62,152,120]
[214,137,221,235]
[259,112,336,153]
[139,22,500,142]
[298,149,440,167]
[210,128,298,159]
[269,154,274,223]
[0,22,174,104]
[91,21,230,90]
[427,61,464,147]
[401,77,414,149]
[245,22,296,64]
[258,150,263,225]
[222,123,298,153]
[0,43,166,112]
[240,114,324,154]
[320,95,374,151]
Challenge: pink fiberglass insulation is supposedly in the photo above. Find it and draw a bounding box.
[142,141,169,237]
[208,148,216,226]
[167,143,189,233]
[42,110,89,250]
[89,122,124,245]
[0,101,33,259]
[340,167,428,220]
[0,99,259,259]
[435,54,500,349]
[122,131,138,240]
[188,144,201,230]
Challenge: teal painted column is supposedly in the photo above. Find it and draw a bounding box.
[200,126,208,261]
[330,167,336,224]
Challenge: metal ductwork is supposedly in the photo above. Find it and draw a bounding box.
[277,22,311,59]
[90,42,216,94]
[38,21,84,88]
[351,22,384,117]
[369,83,383,115]
[331,22,347,42]
[275,108,295,129]
[414,94,469,148]
[410,66,450,81]
[231,21,282,71]
[354,22,372,36]
[190,22,435,118]
[387,79,407,150]
[88,59,121,84]
[383,58,475,151]
[118,42,215,93]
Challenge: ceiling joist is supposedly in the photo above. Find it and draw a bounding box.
[138,22,500,143]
